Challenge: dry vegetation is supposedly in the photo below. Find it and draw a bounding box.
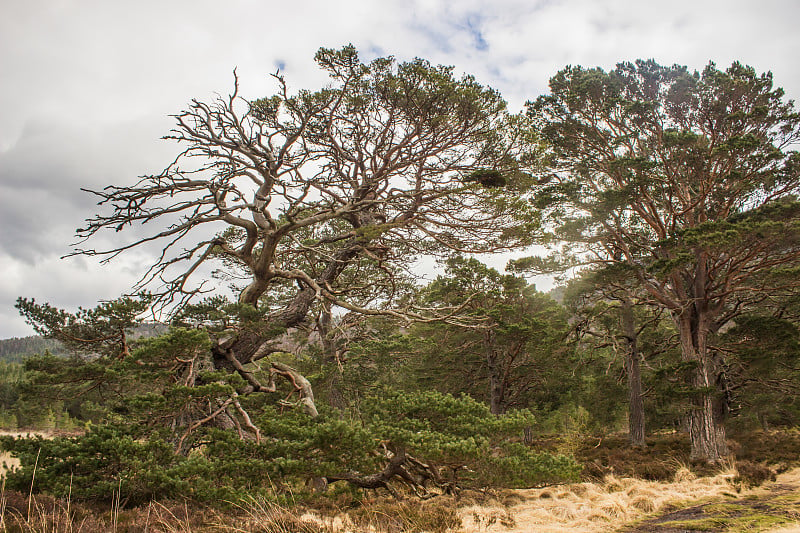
[2,467,798,532]
[1,431,799,532]
[460,467,781,532]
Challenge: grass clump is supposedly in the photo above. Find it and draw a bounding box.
[733,461,776,489]
[348,498,462,533]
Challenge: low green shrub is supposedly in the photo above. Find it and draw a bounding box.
[0,390,579,504]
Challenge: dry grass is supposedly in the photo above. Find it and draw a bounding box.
[346,498,462,533]
[0,494,206,533]
[215,497,340,533]
[458,465,742,533]
[0,468,797,532]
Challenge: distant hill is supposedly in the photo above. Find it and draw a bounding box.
[0,336,69,362]
[129,322,169,340]
[0,323,169,363]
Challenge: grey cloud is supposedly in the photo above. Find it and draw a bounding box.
[1,0,799,338]
[0,251,143,338]
[0,185,74,263]
[0,115,176,263]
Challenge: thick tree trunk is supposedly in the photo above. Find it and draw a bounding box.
[224,232,370,366]
[687,386,727,462]
[621,298,646,448]
[206,229,379,426]
[677,311,728,463]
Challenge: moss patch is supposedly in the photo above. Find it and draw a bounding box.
[622,477,800,532]
[661,513,789,532]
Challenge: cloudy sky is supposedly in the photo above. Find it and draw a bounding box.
[1,0,798,338]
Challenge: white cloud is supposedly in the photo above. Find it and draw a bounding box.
[1,0,798,337]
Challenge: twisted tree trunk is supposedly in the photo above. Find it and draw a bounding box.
[325,445,447,497]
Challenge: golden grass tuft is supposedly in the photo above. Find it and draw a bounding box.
[672,465,697,483]
[347,497,462,533]
[629,495,657,513]
[459,466,745,532]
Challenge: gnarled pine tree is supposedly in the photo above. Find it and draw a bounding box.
[65,47,538,458]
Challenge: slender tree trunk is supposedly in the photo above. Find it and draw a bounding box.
[318,309,347,410]
[677,311,728,463]
[486,348,506,415]
[621,298,646,447]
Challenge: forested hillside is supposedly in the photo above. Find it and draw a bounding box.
[0,336,68,362]
[0,323,168,362]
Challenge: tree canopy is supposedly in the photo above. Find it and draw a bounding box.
[527,59,800,461]
[74,46,538,321]
[415,256,571,415]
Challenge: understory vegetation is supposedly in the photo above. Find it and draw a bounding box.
[1,432,800,532]
[1,45,800,531]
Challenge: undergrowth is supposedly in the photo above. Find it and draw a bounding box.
[0,429,798,532]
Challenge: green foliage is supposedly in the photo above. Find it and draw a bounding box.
[410,257,575,414]
[0,390,578,503]
[15,295,151,358]
[527,59,800,461]
[721,312,800,429]
[316,329,428,407]
[9,326,231,438]
[528,58,800,303]
[0,359,82,430]
[0,426,190,504]
[361,390,580,487]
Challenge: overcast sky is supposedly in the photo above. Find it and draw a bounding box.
[1,0,798,339]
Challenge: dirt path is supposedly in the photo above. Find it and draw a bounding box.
[620,469,800,533]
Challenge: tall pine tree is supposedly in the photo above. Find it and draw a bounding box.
[528,60,800,462]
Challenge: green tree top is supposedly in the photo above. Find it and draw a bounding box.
[527,59,800,463]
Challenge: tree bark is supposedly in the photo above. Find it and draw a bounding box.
[270,362,319,417]
[222,219,375,366]
[486,332,506,415]
[487,358,506,415]
[677,310,728,463]
[325,445,445,497]
[621,298,646,448]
